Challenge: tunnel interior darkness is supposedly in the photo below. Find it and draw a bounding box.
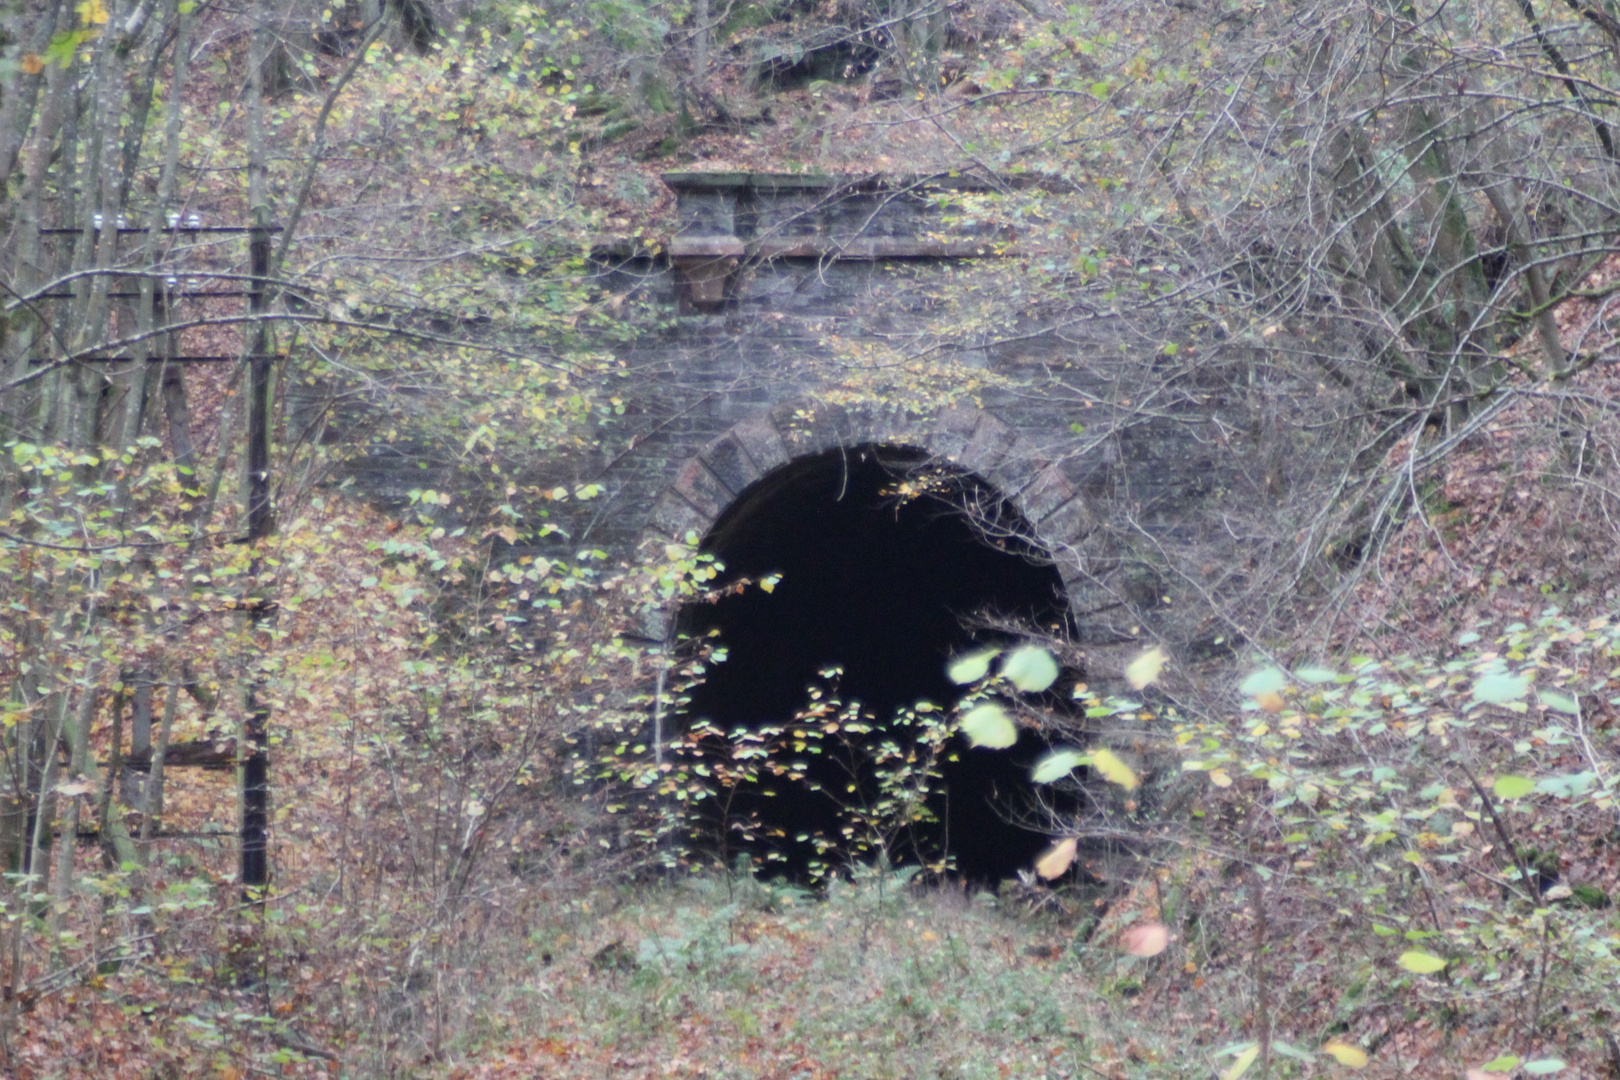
[675,444,1075,883]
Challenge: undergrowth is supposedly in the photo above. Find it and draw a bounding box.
[440,867,1165,1080]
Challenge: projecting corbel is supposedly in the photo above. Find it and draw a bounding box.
[669,235,745,313]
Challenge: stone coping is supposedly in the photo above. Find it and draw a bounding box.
[661,171,1005,194]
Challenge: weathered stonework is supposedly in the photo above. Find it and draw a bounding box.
[553,171,1252,660]
[631,399,1109,639]
[326,171,1273,664]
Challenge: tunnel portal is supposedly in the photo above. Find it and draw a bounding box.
[676,445,1074,883]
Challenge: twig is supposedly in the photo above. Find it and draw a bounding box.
[1457,756,1538,904]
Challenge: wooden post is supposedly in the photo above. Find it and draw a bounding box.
[241,224,272,889]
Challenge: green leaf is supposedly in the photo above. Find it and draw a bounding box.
[959,703,1017,749]
[1240,667,1287,696]
[947,648,1000,685]
[1524,1060,1566,1076]
[1270,1041,1316,1063]
[1539,690,1580,714]
[44,28,89,67]
[1293,665,1338,684]
[1480,1056,1521,1072]
[1492,775,1535,800]
[1001,645,1058,693]
[1472,672,1529,705]
[1396,950,1446,974]
[1535,771,1596,798]
[1032,749,1087,784]
[1222,1043,1260,1080]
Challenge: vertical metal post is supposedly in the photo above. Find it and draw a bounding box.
[247,227,272,540]
[241,225,272,889]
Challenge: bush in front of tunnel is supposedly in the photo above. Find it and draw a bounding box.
[949,641,1150,880]
[609,671,954,884]
[1167,613,1620,1076]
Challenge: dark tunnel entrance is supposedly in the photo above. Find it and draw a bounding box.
[675,444,1075,883]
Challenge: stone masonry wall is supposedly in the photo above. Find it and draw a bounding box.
[321,171,1281,662]
[546,173,1257,655]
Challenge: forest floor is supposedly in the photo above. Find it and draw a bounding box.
[431,861,1601,1080]
[443,871,1111,1080]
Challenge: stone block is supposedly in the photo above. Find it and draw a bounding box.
[647,490,710,544]
[731,413,790,472]
[701,434,763,495]
[1038,496,1096,551]
[636,527,682,559]
[957,413,1020,478]
[672,459,730,520]
[926,405,983,463]
[981,445,1045,501]
[843,404,923,451]
[1017,464,1078,524]
[771,400,850,458]
[636,605,673,643]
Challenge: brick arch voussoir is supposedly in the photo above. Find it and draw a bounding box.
[638,399,1098,628]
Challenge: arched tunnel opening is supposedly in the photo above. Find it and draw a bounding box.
[674,444,1077,883]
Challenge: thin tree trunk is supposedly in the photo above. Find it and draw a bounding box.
[115,1,174,208]
[154,0,196,469]
[0,1,67,195]
[47,674,99,945]
[692,0,709,84]
[1480,178,1565,369]
[137,671,180,861]
[12,4,76,443]
[24,695,67,897]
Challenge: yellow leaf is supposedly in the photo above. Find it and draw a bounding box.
[1034,837,1077,880]
[1125,646,1166,690]
[1223,1043,1260,1080]
[1322,1040,1369,1068]
[1255,690,1285,713]
[1208,768,1233,788]
[1120,922,1168,957]
[1092,747,1139,790]
[1396,950,1446,974]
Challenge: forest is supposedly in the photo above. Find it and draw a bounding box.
[5,0,1620,1075]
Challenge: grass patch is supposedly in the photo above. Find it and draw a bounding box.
[441,869,1176,1080]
